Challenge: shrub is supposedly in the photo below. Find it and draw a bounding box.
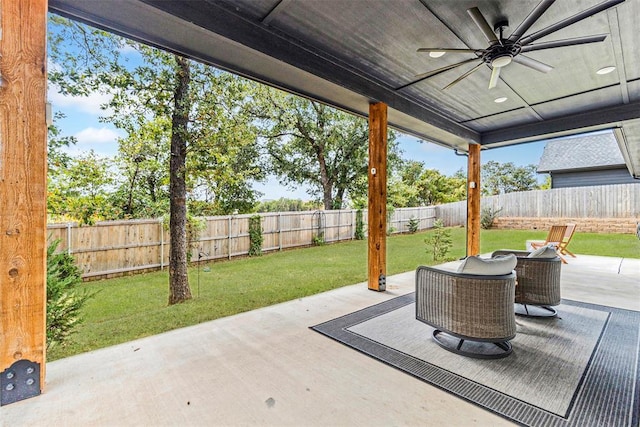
[312,234,325,246]
[355,209,365,240]
[248,215,263,256]
[425,219,452,261]
[480,206,503,229]
[407,216,419,233]
[46,239,94,349]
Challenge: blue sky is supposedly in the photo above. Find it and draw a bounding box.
[49,84,547,200]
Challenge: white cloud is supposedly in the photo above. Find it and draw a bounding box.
[62,127,122,157]
[48,83,113,116]
[74,127,121,145]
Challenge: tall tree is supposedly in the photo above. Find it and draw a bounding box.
[48,16,263,304]
[253,89,400,209]
[388,160,466,207]
[167,56,192,304]
[482,160,538,195]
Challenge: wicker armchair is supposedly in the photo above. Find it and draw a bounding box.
[492,250,562,317]
[415,265,516,359]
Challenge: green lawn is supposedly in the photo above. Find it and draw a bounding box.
[48,228,639,361]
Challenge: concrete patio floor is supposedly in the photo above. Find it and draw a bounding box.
[1,254,638,426]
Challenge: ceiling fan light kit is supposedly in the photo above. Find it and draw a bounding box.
[409,0,625,91]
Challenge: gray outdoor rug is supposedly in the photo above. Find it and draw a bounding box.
[311,293,640,427]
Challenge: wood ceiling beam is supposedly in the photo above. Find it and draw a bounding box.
[480,100,640,146]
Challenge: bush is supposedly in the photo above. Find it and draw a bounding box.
[312,234,325,246]
[407,217,419,233]
[46,239,94,349]
[248,215,263,256]
[355,209,365,240]
[425,219,452,261]
[480,206,503,229]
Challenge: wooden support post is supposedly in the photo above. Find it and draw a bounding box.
[368,103,387,291]
[0,0,48,403]
[466,144,481,256]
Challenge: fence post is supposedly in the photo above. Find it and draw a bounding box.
[159,218,164,270]
[67,222,73,255]
[278,213,282,251]
[228,215,232,260]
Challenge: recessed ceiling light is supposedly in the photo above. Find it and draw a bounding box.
[494,97,508,103]
[429,51,446,58]
[596,66,616,75]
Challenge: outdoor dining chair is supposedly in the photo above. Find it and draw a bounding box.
[530,225,568,263]
[558,223,577,259]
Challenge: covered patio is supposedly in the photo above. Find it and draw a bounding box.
[0,254,638,425]
[1,0,639,421]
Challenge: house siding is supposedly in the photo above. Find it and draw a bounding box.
[551,168,638,188]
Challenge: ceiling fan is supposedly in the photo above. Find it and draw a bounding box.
[402,0,624,91]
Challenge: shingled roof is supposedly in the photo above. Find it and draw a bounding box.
[537,131,626,173]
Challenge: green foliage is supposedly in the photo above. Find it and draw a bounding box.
[387,160,466,208]
[47,111,77,175]
[46,239,94,349]
[256,198,322,213]
[424,219,452,261]
[480,206,503,229]
[312,234,326,246]
[48,16,265,221]
[481,161,538,195]
[407,217,419,233]
[355,209,365,240]
[539,174,552,190]
[47,151,120,225]
[387,204,396,235]
[253,88,401,210]
[248,215,263,256]
[186,215,206,261]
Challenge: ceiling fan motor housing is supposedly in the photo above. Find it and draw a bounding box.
[481,42,521,66]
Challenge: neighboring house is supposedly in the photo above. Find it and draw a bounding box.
[537,132,639,189]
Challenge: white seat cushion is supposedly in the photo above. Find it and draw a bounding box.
[456,254,517,276]
[527,244,558,258]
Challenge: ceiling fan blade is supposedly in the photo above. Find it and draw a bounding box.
[519,0,625,46]
[488,66,501,89]
[442,63,485,90]
[396,58,481,90]
[413,58,480,80]
[467,7,500,45]
[513,55,554,73]
[520,34,608,52]
[508,0,556,42]
[417,48,479,54]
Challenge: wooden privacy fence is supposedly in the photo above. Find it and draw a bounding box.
[437,183,640,227]
[48,207,436,280]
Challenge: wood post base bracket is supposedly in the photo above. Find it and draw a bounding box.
[1,360,41,406]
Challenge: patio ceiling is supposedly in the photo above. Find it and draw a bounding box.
[49,0,640,178]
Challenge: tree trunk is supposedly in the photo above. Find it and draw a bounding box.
[168,56,192,305]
